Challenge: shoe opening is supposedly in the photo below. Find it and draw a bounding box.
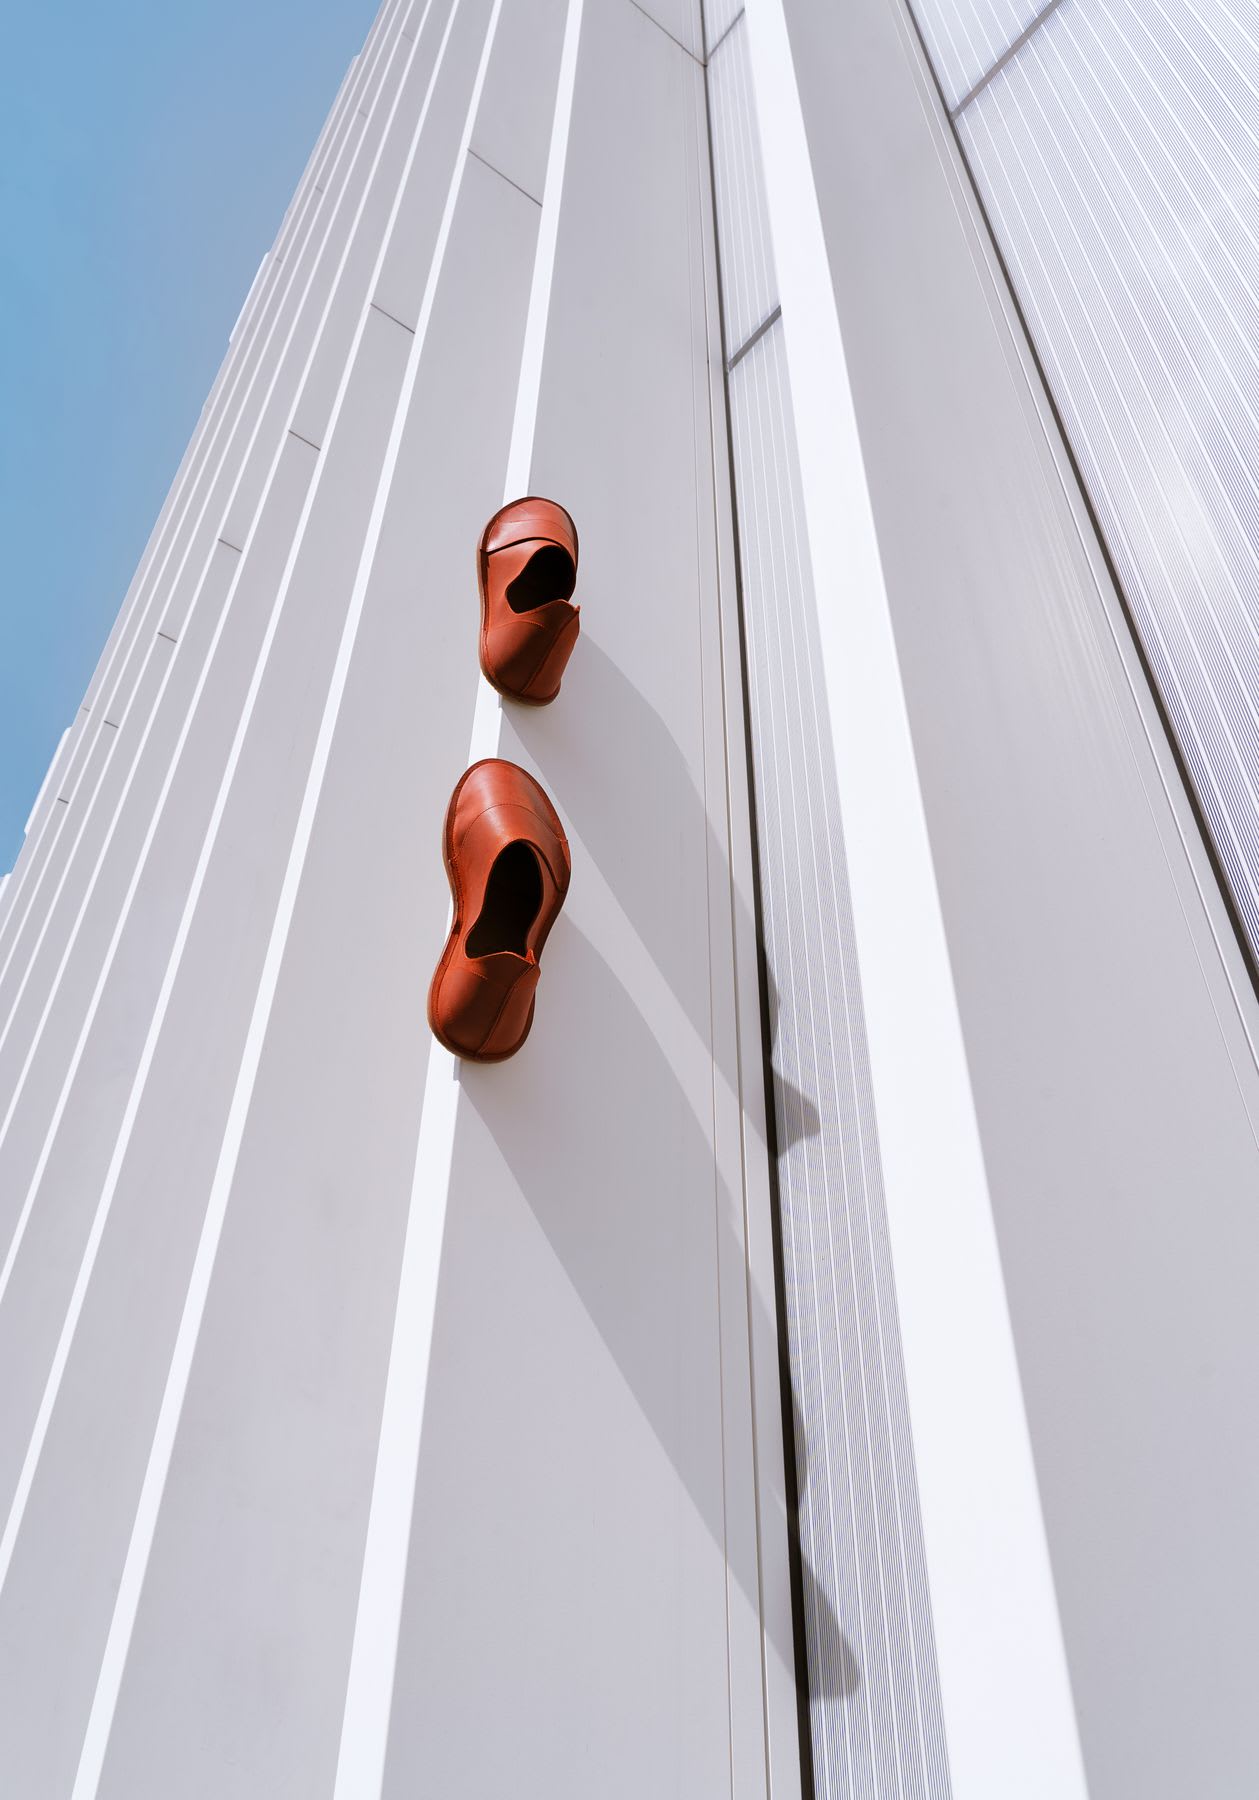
[466,841,543,958]
[505,544,576,614]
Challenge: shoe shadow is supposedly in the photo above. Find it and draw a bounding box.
[462,605,843,1710]
[458,914,801,1685]
[765,964,822,1152]
[790,1388,862,1703]
[499,633,730,1054]
[499,632,821,1152]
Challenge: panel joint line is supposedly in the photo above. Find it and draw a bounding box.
[368,299,416,335]
[726,303,782,371]
[625,0,705,65]
[707,5,745,59]
[950,0,1066,115]
[467,146,541,206]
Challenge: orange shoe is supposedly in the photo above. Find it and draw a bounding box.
[427,759,571,1061]
[477,497,580,704]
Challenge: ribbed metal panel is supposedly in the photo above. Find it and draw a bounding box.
[727,318,951,1800]
[707,18,951,1790]
[708,13,777,356]
[704,0,744,53]
[912,0,1046,108]
[949,0,1259,960]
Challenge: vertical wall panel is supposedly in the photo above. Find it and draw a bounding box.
[729,321,950,1800]
[0,2,406,1044]
[0,6,429,1257]
[784,0,1259,1788]
[708,13,778,355]
[708,14,950,1797]
[0,0,794,1794]
[95,157,543,1800]
[469,0,568,196]
[381,0,742,1790]
[912,0,1047,108]
[0,434,320,1800]
[930,0,1259,967]
[705,0,745,53]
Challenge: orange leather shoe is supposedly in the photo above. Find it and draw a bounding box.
[478,497,580,704]
[427,758,571,1061]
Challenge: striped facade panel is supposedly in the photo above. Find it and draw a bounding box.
[0,7,418,1282]
[708,12,777,356]
[911,0,1046,108]
[728,319,951,1800]
[0,0,407,1050]
[0,0,796,1794]
[935,0,1259,964]
[705,0,744,53]
[707,15,951,1796]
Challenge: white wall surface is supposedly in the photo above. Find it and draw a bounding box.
[0,2,798,1794]
[761,0,1259,1793]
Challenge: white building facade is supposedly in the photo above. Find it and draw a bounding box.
[1,0,1258,1794]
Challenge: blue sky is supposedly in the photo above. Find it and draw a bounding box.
[0,0,378,871]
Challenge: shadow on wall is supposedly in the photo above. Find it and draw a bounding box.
[792,1391,861,1702]
[765,961,821,1153]
[500,634,818,1144]
[499,633,724,1057]
[456,624,857,1715]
